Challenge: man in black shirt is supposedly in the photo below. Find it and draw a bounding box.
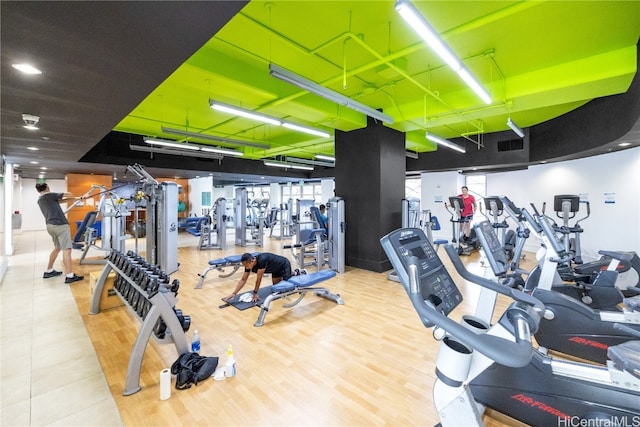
[223,253,302,302]
[36,183,84,283]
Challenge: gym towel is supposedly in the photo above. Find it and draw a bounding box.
[220,286,273,310]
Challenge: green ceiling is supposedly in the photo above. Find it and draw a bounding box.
[114,1,639,162]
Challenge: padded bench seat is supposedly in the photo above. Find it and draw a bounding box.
[272,270,337,292]
[195,253,260,289]
[255,269,343,327]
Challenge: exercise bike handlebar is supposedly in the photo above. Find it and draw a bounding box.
[443,244,544,312]
[406,259,536,368]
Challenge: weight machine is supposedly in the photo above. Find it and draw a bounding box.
[285,199,323,270]
[326,197,345,273]
[197,197,227,250]
[268,200,294,240]
[234,187,264,247]
[126,164,179,274]
[67,184,129,265]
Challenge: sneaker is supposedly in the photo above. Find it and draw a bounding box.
[300,269,308,275]
[43,270,63,279]
[65,274,84,284]
[294,268,301,276]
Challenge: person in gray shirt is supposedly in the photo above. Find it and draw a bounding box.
[36,183,84,284]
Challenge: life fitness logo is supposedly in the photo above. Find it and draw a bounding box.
[511,393,569,418]
[568,336,608,350]
[170,222,177,233]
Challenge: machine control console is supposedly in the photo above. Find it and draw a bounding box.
[381,228,462,317]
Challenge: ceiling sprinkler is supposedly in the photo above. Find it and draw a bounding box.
[22,114,40,130]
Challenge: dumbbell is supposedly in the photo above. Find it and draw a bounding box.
[170,278,180,294]
[153,318,167,339]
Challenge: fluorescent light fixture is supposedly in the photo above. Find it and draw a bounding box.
[618,142,631,147]
[210,100,281,126]
[145,138,199,150]
[395,0,491,105]
[263,160,314,171]
[285,156,334,167]
[130,144,223,160]
[144,138,243,156]
[12,63,42,75]
[199,146,243,156]
[507,117,524,138]
[269,63,394,124]
[282,122,330,138]
[405,150,419,159]
[426,132,466,153]
[161,127,270,149]
[208,102,331,138]
[314,154,335,162]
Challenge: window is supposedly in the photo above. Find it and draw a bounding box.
[464,175,486,224]
[406,177,421,199]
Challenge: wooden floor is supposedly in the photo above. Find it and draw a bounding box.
[69,231,533,426]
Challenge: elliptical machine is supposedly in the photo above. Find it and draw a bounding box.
[498,196,640,364]
[544,195,640,294]
[444,196,479,256]
[380,227,640,426]
[481,196,516,260]
[546,195,589,264]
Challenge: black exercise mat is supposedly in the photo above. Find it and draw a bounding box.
[219,286,273,310]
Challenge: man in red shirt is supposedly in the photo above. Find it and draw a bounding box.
[457,186,477,242]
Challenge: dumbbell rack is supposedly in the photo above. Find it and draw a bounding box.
[89,251,189,396]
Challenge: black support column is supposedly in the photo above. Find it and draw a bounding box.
[334,116,406,273]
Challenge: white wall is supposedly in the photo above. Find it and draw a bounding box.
[420,170,462,242]
[188,176,213,217]
[21,178,68,231]
[422,147,640,261]
[321,179,335,203]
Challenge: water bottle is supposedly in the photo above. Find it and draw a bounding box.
[191,330,201,353]
[225,344,236,377]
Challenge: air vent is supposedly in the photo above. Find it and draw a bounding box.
[497,139,524,152]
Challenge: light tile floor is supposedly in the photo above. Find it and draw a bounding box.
[1,230,123,427]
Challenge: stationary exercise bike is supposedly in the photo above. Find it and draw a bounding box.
[444,196,479,256]
[380,227,640,426]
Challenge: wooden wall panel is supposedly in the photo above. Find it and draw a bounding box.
[66,173,112,236]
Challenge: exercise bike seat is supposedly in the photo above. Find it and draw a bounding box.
[607,340,640,379]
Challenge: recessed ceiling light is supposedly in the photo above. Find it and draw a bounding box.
[40,167,47,170]
[27,146,39,151]
[12,63,42,75]
[29,161,39,164]
[618,142,631,147]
